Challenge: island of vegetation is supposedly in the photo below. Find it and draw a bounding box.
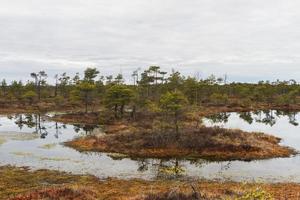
[66,124,294,161]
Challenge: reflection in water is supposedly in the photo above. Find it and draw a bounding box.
[7,114,98,139]
[73,124,99,135]
[0,111,300,182]
[206,112,230,123]
[207,110,299,127]
[135,158,212,179]
[239,112,253,124]
[137,159,149,172]
[156,159,185,178]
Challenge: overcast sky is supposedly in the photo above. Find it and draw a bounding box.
[0,0,300,83]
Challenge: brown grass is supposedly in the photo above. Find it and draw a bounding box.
[3,166,300,200]
[9,187,97,200]
[140,191,202,200]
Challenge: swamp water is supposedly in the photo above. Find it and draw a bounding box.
[0,111,299,182]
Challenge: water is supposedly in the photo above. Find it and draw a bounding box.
[0,111,299,182]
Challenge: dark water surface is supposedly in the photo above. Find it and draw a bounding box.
[0,111,299,182]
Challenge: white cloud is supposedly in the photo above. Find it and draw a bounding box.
[0,0,300,82]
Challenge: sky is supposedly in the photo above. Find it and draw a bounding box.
[0,0,300,83]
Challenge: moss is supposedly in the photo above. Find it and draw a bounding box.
[237,187,273,200]
[38,143,57,149]
[37,157,71,162]
[158,166,185,176]
[11,152,34,157]
[10,152,81,163]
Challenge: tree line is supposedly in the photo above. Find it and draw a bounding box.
[0,66,299,133]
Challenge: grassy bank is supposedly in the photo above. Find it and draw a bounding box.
[1,166,300,200]
[51,112,102,125]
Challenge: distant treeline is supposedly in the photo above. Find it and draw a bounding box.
[0,66,299,115]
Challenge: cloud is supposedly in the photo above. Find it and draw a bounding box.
[0,0,300,82]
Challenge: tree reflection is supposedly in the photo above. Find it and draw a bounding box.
[7,114,74,139]
[287,112,299,126]
[34,114,48,138]
[73,124,98,135]
[206,112,231,123]
[14,114,24,130]
[51,122,67,138]
[137,159,149,172]
[133,158,187,178]
[188,159,209,168]
[207,110,299,126]
[238,112,253,124]
[156,159,185,178]
[260,110,276,126]
[13,114,36,129]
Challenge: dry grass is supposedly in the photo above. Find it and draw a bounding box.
[141,191,202,200]
[0,166,92,199]
[38,143,57,149]
[3,166,300,200]
[9,187,97,200]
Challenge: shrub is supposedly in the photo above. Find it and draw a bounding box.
[210,93,229,105]
[54,95,65,106]
[237,188,273,200]
[22,91,37,104]
[144,191,203,200]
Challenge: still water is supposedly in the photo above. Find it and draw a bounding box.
[0,111,299,182]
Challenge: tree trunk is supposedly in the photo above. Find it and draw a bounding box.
[195,88,198,105]
[147,85,150,98]
[174,111,179,137]
[114,104,118,118]
[38,114,41,134]
[131,105,136,120]
[174,159,179,174]
[38,82,41,101]
[85,92,88,113]
[54,80,58,97]
[120,104,124,118]
[2,87,5,97]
